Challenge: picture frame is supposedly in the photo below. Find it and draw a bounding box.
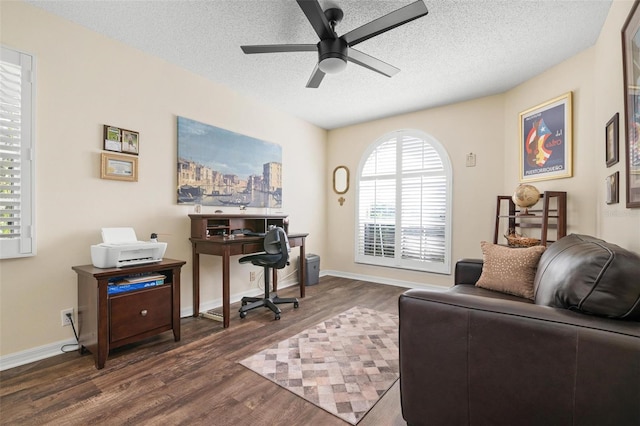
[605,113,619,167]
[606,171,619,204]
[100,152,138,182]
[622,0,640,208]
[103,125,122,152]
[121,129,139,155]
[519,92,572,183]
[177,116,282,208]
[102,124,139,155]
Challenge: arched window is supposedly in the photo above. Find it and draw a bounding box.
[355,130,452,274]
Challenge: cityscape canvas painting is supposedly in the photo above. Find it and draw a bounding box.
[177,116,282,208]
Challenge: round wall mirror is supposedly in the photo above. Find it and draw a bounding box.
[333,166,349,194]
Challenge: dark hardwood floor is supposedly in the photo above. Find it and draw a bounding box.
[0,277,409,425]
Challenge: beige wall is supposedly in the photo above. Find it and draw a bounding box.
[0,2,327,357]
[503,0,639,252]
[503,49,597,237]
[326,95,506,287]
[2,0,639,362]
[594,0,640,249]
[324,0,640,285]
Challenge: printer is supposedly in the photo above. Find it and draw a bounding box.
[90,227,167,268]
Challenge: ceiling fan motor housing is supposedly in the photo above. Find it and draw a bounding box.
[318,38,348,73]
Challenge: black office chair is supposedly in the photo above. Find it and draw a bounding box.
[238,227,299,320]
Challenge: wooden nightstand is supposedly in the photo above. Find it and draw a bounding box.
[72,258,185,369]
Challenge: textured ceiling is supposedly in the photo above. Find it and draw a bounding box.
[27,0,612,130]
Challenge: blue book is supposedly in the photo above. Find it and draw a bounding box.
[108,277,165,295]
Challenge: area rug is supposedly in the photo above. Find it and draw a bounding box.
[239,306,400,425]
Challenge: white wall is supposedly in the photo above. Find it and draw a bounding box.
[0,1,327,358]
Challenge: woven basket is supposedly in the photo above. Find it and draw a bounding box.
[504,232,541,248]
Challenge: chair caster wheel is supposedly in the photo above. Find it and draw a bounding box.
[275,314,281,320]
[239,311,247,319]
[294,302,299,309]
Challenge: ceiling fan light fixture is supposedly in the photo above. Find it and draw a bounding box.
[319,56,347,74]
[318,38,348,74]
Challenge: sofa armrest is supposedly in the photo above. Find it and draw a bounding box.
[398,288,640,426]
[400,288,640,335]
[454,258,483,286]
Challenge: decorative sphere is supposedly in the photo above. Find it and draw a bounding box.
[512,184,540,209]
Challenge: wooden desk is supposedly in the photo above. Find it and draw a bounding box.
[190,233,308,328]
[72,258,185,369]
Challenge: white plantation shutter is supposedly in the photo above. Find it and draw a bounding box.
[0,46,35,259]
[356,130,451,274]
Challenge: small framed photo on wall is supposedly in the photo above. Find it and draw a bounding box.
[101,152,138,182]
[606,171,619,204]
[103,124,139,155]
[103,125,122,152]
[121,129,139,155]
[605,113,619,167]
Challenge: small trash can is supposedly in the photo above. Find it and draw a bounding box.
[304,253,320,286]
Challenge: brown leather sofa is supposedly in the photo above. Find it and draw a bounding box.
[399,234,640,426]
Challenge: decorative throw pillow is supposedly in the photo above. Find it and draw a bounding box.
[476,241,546,300]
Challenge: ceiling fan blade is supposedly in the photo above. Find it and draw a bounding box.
[347,48,400,77]
[306,64,326,88]
[341,0,428,47]
[241,44,317,54]
[297,0,337,40]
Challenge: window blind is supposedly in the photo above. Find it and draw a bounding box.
[0,46,34,258]
[356,131,451,274]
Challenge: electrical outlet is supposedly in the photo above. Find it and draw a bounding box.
[61,308,74,327]
[250,271,256,281]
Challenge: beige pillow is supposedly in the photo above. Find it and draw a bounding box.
[476,241,546,300]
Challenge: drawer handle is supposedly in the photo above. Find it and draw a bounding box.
[140,309,148,317]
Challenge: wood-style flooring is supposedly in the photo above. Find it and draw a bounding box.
[0,276,409,425]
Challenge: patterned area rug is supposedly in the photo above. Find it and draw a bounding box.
[239,307,400,425]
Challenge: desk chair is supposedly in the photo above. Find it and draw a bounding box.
[238,227,299,320]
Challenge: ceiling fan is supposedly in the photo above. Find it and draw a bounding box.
[241,0,429,88]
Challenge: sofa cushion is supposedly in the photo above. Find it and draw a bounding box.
[476,241,546,300]
[534,234,640,320]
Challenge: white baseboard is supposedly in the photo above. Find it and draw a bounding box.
[0,338,78,371]
[1,278,301,371]
[180,276,300,317]
[0,270,443,371]
[320,270,447,292]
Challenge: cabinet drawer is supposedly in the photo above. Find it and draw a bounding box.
[110,285,172,343]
